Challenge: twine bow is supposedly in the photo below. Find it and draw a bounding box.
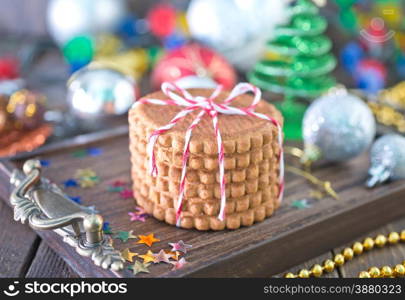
[135,82,284,226]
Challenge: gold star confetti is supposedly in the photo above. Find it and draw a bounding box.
[128,261,150,275]
[75,168,96,178]
[137,233,160,247]
[165,250,181,261]
[139,250,156,263]
[121,248,138,262]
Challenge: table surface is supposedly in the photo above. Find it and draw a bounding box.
[1,196,404,278]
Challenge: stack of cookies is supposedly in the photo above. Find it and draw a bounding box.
[129,88,283,230]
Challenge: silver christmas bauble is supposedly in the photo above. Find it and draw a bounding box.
[67,66,136,119]
[303,90,376,162]
[187,0,289,71]
[47,0,127,46]
[367,134,405,187]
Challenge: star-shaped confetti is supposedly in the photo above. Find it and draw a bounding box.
[69,196,82,204]
[114,230,136,243]
[154,250,172,264]
[128,211,147,222]
[169,240,192,253]
[39,159,51,167]
[111,180,127,187]
[87,147,103,156]
[102,222,113,234]
[291,199,312,209]
[165,251,181,261]
[139,250,156,263]
[72,149,87,158]
[128,261,150,275]
[121,248,138,262]
[63,179,79,188]
[119,189,133,199]
[170,257,187,271]
[137,234,160,247]
[79,178,99,188]
[75,168,97,178]
[107,186,125,192]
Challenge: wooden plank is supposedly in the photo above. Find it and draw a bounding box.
[26,242,78,278]
[334,217,405,278]
[0,199,39,277]
[1,135,405,277]
[275,252,339,278]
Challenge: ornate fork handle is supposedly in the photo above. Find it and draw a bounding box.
[9,160,124,272]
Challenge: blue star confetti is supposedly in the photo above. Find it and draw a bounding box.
[39,159,51,167]
[69,196,82,204]
[63,179,79,188]
[86,147,103,156]
[103,222,113,234]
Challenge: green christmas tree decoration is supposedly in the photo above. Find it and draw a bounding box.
[248,0,336,140]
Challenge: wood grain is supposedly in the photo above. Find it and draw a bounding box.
[1,134,405,278]
[0,200,39,277]
[26,242,78,278]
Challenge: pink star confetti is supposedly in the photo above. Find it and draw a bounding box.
[135,206,146,215]
[119,189,133,199]
[170,258,187,271]
[153,249,172,264]
[128,211,147,222]
[169,240,192,254]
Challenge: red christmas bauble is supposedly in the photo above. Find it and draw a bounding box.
[0,56,19,80]
[147,3,177,38]
[151,44,236,90]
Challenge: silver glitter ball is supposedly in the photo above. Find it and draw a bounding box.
[367,134,405,187]
[303,90,376,162]
[67,66,137,119]
[187,0,288,71]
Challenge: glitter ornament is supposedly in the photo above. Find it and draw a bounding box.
[367,134,405,187]
[151,43,236,90]
[302,88,376,163]
[47,0,127,46]
[187,0,288,71]
[67,64,137,119]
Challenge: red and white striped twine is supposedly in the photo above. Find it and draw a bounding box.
[134,82,284,227]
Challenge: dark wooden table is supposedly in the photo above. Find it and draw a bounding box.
[1,197,404,278]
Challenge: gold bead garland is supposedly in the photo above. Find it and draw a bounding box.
[284,230,405,278]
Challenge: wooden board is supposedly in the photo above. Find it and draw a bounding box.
[1,134,405,278]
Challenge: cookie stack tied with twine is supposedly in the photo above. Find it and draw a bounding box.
[129,82,284,230]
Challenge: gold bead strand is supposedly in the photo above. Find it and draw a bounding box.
[284,231,405,278]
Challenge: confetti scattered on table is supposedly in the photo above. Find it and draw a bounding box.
[103,222,113,234]
[86,147,103,156]
[111,180,127,187]
[139,250,156,264]
[107,186,125,192]
[137,233,160,247]
[75,168,100,188]
[63,179,79,188]
[69,196,82,204]
[170,257,187,271]
[154,249,172,264]
[114,230,137,243]
[169,240,192,254]
[291,199,312,209]
[39,159,51,167]
[128,211,147,222]
[119,189,133,199]
[129,261,150,275]
[121,248,138,262]
[71,149,87,158]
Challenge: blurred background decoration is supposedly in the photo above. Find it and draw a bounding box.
[0,0,404,158]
